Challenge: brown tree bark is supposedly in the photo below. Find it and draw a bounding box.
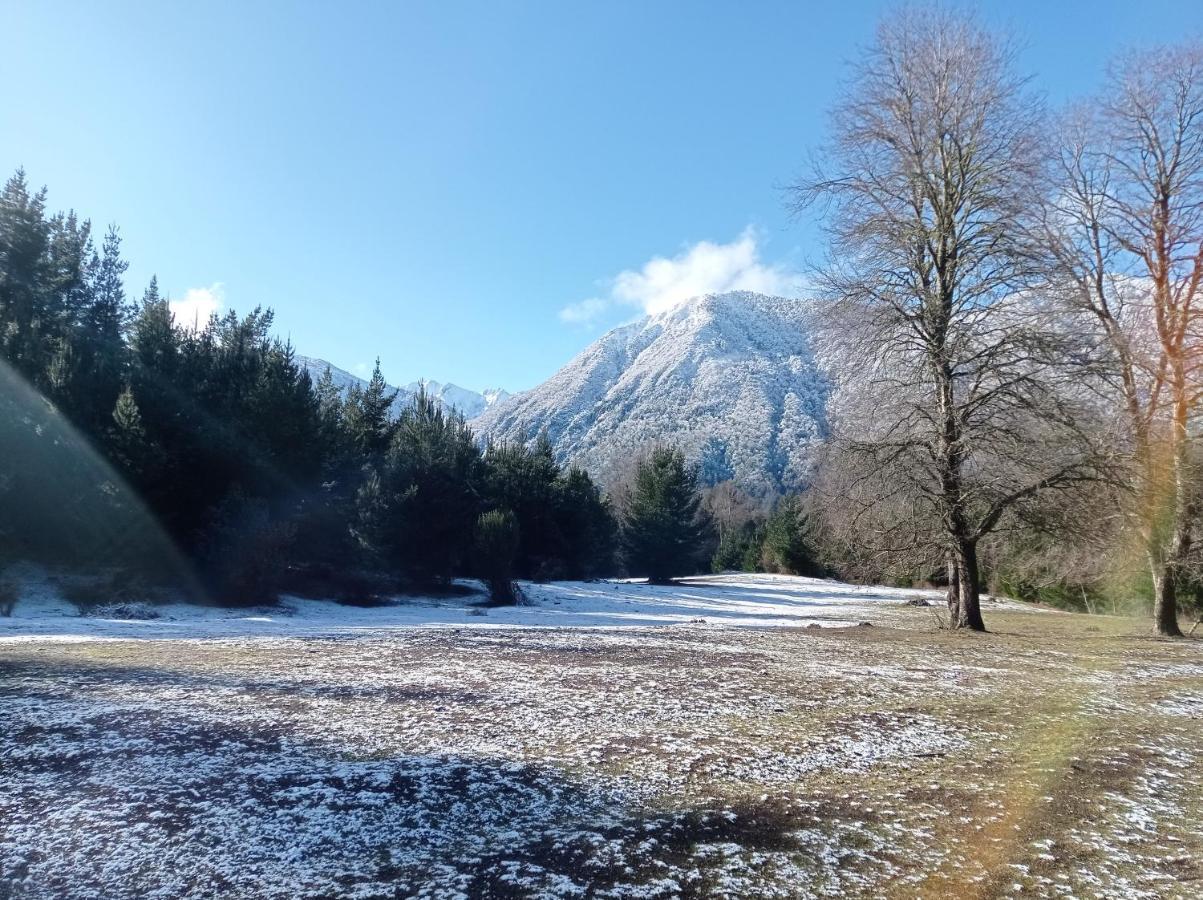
[953,541,986,632]
[945,553,961,624]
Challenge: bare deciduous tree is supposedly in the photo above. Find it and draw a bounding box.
[791,8,1108,631]
[1045,41,1203,636]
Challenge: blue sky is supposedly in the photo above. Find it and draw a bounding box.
[3,1,1197,390]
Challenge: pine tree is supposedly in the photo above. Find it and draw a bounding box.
[108,386,147,477]
[622,447,710,584]
[555,465,617,579]
[0,170,53,379]
[70,226,130,434]
[762,495,820,576]
[482,433,564,578]
[474,509,519,604]
[343,358,397,462]
[314,365,349,470]
[359,388,482,583]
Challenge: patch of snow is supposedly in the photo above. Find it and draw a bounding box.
[0,573,982,643]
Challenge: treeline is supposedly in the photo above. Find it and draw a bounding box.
[2,172,820,605]
[0,170,622,604]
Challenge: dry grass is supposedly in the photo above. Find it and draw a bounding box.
[2,605,1201,897]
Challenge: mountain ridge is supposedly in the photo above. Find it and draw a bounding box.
[474,291,828,496]
[296,355,510,420]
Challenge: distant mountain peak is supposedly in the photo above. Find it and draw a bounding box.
[296,355,510,420]
[474,291,828,496]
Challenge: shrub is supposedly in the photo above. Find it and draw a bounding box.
[60,569,156,613]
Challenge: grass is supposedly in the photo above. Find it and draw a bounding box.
[1,603,1201,897]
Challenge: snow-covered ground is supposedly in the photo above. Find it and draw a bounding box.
[0,573,982,642]
[2,575,1198,898]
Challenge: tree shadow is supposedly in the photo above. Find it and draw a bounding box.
[0,653,874,898]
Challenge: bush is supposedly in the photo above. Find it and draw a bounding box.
[280,562,397,607]
[474,509,520,605]
[84,601,161,620]
[59,569,156,613]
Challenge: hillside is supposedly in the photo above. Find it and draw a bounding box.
[474,291,828,495]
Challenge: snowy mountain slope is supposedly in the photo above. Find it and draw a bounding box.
[296,355,510,420]
[410,379,512,420]
[474,291,828,495]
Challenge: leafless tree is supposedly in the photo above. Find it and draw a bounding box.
[1044,42,1203,635]
[702,480,771,537]
[790,8,1110,630]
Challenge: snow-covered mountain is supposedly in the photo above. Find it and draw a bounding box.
[474,291,828,496]
[296,356,510,420]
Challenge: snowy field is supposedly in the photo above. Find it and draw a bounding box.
[0,572,960,640]
[2,575,1202,898]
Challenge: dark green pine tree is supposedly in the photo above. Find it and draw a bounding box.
[42,210,96,408]
[359,388,482,584]
[342,358,397,463]
[0,170,54,381]
[108,386,149,478]
[482,431,564,579]
[247,338,322,494]
[761,495,821,576]
[291,365,360,572]
[67,226,131,436]
[313,366,350,472]
[554,465,617,579]
[622,446,711,584]
[474,508,520,604]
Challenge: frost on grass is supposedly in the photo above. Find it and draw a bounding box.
[2,580,1202,898]
[0,628,946,898]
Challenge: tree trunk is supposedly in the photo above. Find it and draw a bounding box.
[1151,361,1193,638]
[952,541,986,632]
[945,553,961,625]
[1152,568,1182,637]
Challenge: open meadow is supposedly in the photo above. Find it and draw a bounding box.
[2,575,1201,898]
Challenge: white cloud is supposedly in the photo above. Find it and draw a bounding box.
[558,297,609,325]
[170,283,224,330]
[559,228,799,326]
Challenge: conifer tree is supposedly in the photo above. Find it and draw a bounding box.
[359,388,482,583]
[483,433,564,578]
[342,358,397,462]
[554,465,617,579]
[762,495,820,576]
[108,386,148,478]
[0,170,53,380]
[622,447,710,584]
[71,227,130,434]
[474,509,519,604]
